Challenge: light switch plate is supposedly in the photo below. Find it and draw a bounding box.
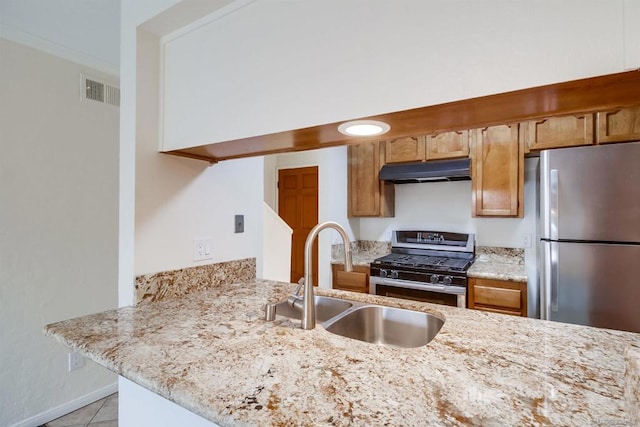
[235,215,244,233]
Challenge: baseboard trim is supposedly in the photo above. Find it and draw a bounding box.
[10,382,118,427]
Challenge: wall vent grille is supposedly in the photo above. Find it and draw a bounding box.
[82,75,120,107]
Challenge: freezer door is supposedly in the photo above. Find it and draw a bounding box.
[541,240,640,333]
[540,142,640,242]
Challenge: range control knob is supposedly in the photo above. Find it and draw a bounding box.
[390,270,399,279]
[430,274,440,284]
[443,276,453,285]
[380,269,388,278]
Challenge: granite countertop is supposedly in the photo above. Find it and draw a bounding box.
[45,280,639,426]
[467,247,527,282]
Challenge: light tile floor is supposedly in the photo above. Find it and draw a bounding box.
[41,393,118,427]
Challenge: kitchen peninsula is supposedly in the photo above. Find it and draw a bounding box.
[46,279,639,426]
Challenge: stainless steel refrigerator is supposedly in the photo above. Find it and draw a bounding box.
[539,141,640,333]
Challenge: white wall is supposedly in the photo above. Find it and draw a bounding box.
[0,0,120,75]
[160,0,633,151]
[119,0,183,307]
[133,18,264,279]
[0,39,118,427]
[624,0,640,69]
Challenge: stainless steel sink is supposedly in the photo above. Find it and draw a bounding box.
[323,305,444,348]
[274,296,353,323]
[269,295,444,348]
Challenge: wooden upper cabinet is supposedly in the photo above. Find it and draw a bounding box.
[523,114,594,151]
[348,141,395,217]
[384,136,425,163]
[471,124,524,218]
[425,130,470,160]
[596,106,640,144]
[385,131,469,163]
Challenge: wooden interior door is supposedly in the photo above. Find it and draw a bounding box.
[278,167,318,285]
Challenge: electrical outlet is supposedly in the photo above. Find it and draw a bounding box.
[522,233,532,248]
[193,238,213,261]
[68,352,84,372]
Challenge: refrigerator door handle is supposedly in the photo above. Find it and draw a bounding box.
[550,241,559,313]
[549,169,559,240]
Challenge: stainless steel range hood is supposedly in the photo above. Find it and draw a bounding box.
[379,158,471,184]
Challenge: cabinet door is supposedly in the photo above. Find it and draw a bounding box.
[471,124,523,217]
[468,277,527,317]
[425,130,469,160]
[347,142,394,217]
[384,136,425,163]
[596,106,640,144]
[524,114,594,150]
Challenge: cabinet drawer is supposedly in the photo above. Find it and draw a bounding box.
[331,264,370,293]
[336,270,367,292]
[468,277,528,317]
[473,285,522,310]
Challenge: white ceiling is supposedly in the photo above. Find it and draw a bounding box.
[0,0,121,76]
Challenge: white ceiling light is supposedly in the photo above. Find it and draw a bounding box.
[338,120,391,137]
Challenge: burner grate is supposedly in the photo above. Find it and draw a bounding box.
[374,253,472,271]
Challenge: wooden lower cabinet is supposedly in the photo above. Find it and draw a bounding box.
[331,264,370,294]
[468,277,527,317]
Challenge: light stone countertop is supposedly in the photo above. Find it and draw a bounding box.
[468,247,528,282]
[45,280,639,427]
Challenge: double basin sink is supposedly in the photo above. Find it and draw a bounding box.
[272,296,444,348]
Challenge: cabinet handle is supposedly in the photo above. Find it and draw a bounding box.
[549,169,559,241]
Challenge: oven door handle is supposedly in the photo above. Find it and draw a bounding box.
[370,277,465,295]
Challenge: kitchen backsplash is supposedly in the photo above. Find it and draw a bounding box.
[331,240,391,261]
[135,258,256,304]
[475,247,524,264]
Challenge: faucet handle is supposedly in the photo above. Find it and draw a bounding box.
[293,277,305,296]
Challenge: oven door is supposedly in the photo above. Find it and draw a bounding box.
[370,277,466,308]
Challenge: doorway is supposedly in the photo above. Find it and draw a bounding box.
[278,166,318,285]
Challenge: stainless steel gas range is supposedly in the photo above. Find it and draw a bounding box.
[369,231,475,308]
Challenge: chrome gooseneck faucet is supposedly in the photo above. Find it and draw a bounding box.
[288,221,353,329]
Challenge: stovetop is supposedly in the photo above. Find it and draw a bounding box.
[370,230,476,276]
[372,253,473,272]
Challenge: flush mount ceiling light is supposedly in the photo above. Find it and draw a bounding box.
[337,120,391,137]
